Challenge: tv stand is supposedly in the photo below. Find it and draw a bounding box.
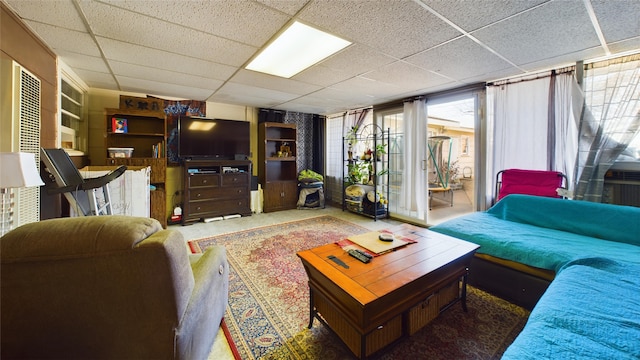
[182,159,252,224]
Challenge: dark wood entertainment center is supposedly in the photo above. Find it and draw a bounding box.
[181,159,252,224]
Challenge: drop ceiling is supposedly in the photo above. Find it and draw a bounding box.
[4,0,640,115]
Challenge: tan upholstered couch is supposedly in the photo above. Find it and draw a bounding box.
[1,215,229,360]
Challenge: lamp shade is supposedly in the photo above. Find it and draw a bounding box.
[0,152,45,188]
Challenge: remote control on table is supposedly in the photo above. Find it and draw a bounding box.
[348,249,372,263]
[354,249,373,259]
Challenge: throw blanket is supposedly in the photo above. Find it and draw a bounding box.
[430,195,640,271]
[502,258,640,360]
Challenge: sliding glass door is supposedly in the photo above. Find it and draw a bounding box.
[378,91,480,226]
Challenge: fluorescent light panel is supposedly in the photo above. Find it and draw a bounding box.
[246,21,351,78]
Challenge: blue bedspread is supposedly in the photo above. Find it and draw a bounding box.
[502,258,640,360]
[430,195,640,271]
[429,194,640,359]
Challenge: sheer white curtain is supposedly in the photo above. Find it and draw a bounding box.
[491,77,551,173]
[487,73,580,203]
[574,56,640,201]
[552,73,581,188]
[400,99,427,214]
[325,115,344,204]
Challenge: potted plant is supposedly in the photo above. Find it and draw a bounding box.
[346,126,359,160]
[375,143,387,160]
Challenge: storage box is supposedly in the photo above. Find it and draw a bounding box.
[408,280,460,335]
[108,147,134,158]
[78,166,150,217]
[314,292,402,358]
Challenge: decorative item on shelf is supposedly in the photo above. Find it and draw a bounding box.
[375,143,387,160]
[347,161,369,185]
[111,117,128,133]
[0,152,45,236]
[346,125,359,147]
[362,148,372,161]
[279,143,291,157]
[345,184,365,201]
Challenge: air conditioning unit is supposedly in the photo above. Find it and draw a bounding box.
[0,59,42,228]
[603,162,640,207]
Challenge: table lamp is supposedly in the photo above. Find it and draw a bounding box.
[0,152,45,236]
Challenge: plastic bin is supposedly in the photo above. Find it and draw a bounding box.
[108,147,134,158]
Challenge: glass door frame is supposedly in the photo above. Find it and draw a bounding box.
[376,88,485,226]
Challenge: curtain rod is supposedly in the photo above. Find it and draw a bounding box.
[585,53,640,70]
[487,66,575,87]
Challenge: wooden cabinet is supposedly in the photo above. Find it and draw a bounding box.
[258,122,298,212]
[105,108,166,158]
[263,181,298,211]
[106,108,167,227]
[182,160,252,224]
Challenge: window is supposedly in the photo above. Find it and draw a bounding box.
[461,136,469,155]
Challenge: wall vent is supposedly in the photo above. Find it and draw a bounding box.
[603,169,640,207]
[14,64,41,227]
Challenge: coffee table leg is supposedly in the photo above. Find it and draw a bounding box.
[308,288,315,328]
[461,269,469,312]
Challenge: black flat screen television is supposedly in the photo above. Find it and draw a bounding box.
[178,116,250,160]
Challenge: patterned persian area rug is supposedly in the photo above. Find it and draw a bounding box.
[188,215,530,360]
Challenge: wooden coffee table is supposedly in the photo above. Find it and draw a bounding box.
[297,223,479,359]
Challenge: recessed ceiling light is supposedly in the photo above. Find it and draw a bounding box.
[246,21,351,78]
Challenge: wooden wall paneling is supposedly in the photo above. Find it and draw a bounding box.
[1,2,59,219]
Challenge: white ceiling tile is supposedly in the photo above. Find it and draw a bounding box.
[472,1,601,66]
[73,69,118,89]
[591,0,640,43]
[299,0,462,58]
[57,51,110,73]
[99,0,291,47]
[406,37,514,82]
[117,76,214,101]
[313,87,378,106]
[329,76,404,99]
[207,91,282,109]
[422,0,548,32]
[110,61,224,91]
[293,65,356,88]
[230,70,322,95]
[79,0,257,67]
[318,43,398,76]
[363,61,453,92]
[22,21,101,57]
[212,82,300,103]
[4,0,86,31]
[97,37,237,80]
[255,0,308,16]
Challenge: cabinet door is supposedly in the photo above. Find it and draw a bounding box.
[282,181,299,207]
[264,181,298,212]
[263,184,283,212]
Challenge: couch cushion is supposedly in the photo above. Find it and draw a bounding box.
[1,216,162,261]
[502,259,640,360]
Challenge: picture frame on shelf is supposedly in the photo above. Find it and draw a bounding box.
[112,117,128,133]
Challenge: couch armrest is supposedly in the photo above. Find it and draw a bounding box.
[175,246,229,360]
